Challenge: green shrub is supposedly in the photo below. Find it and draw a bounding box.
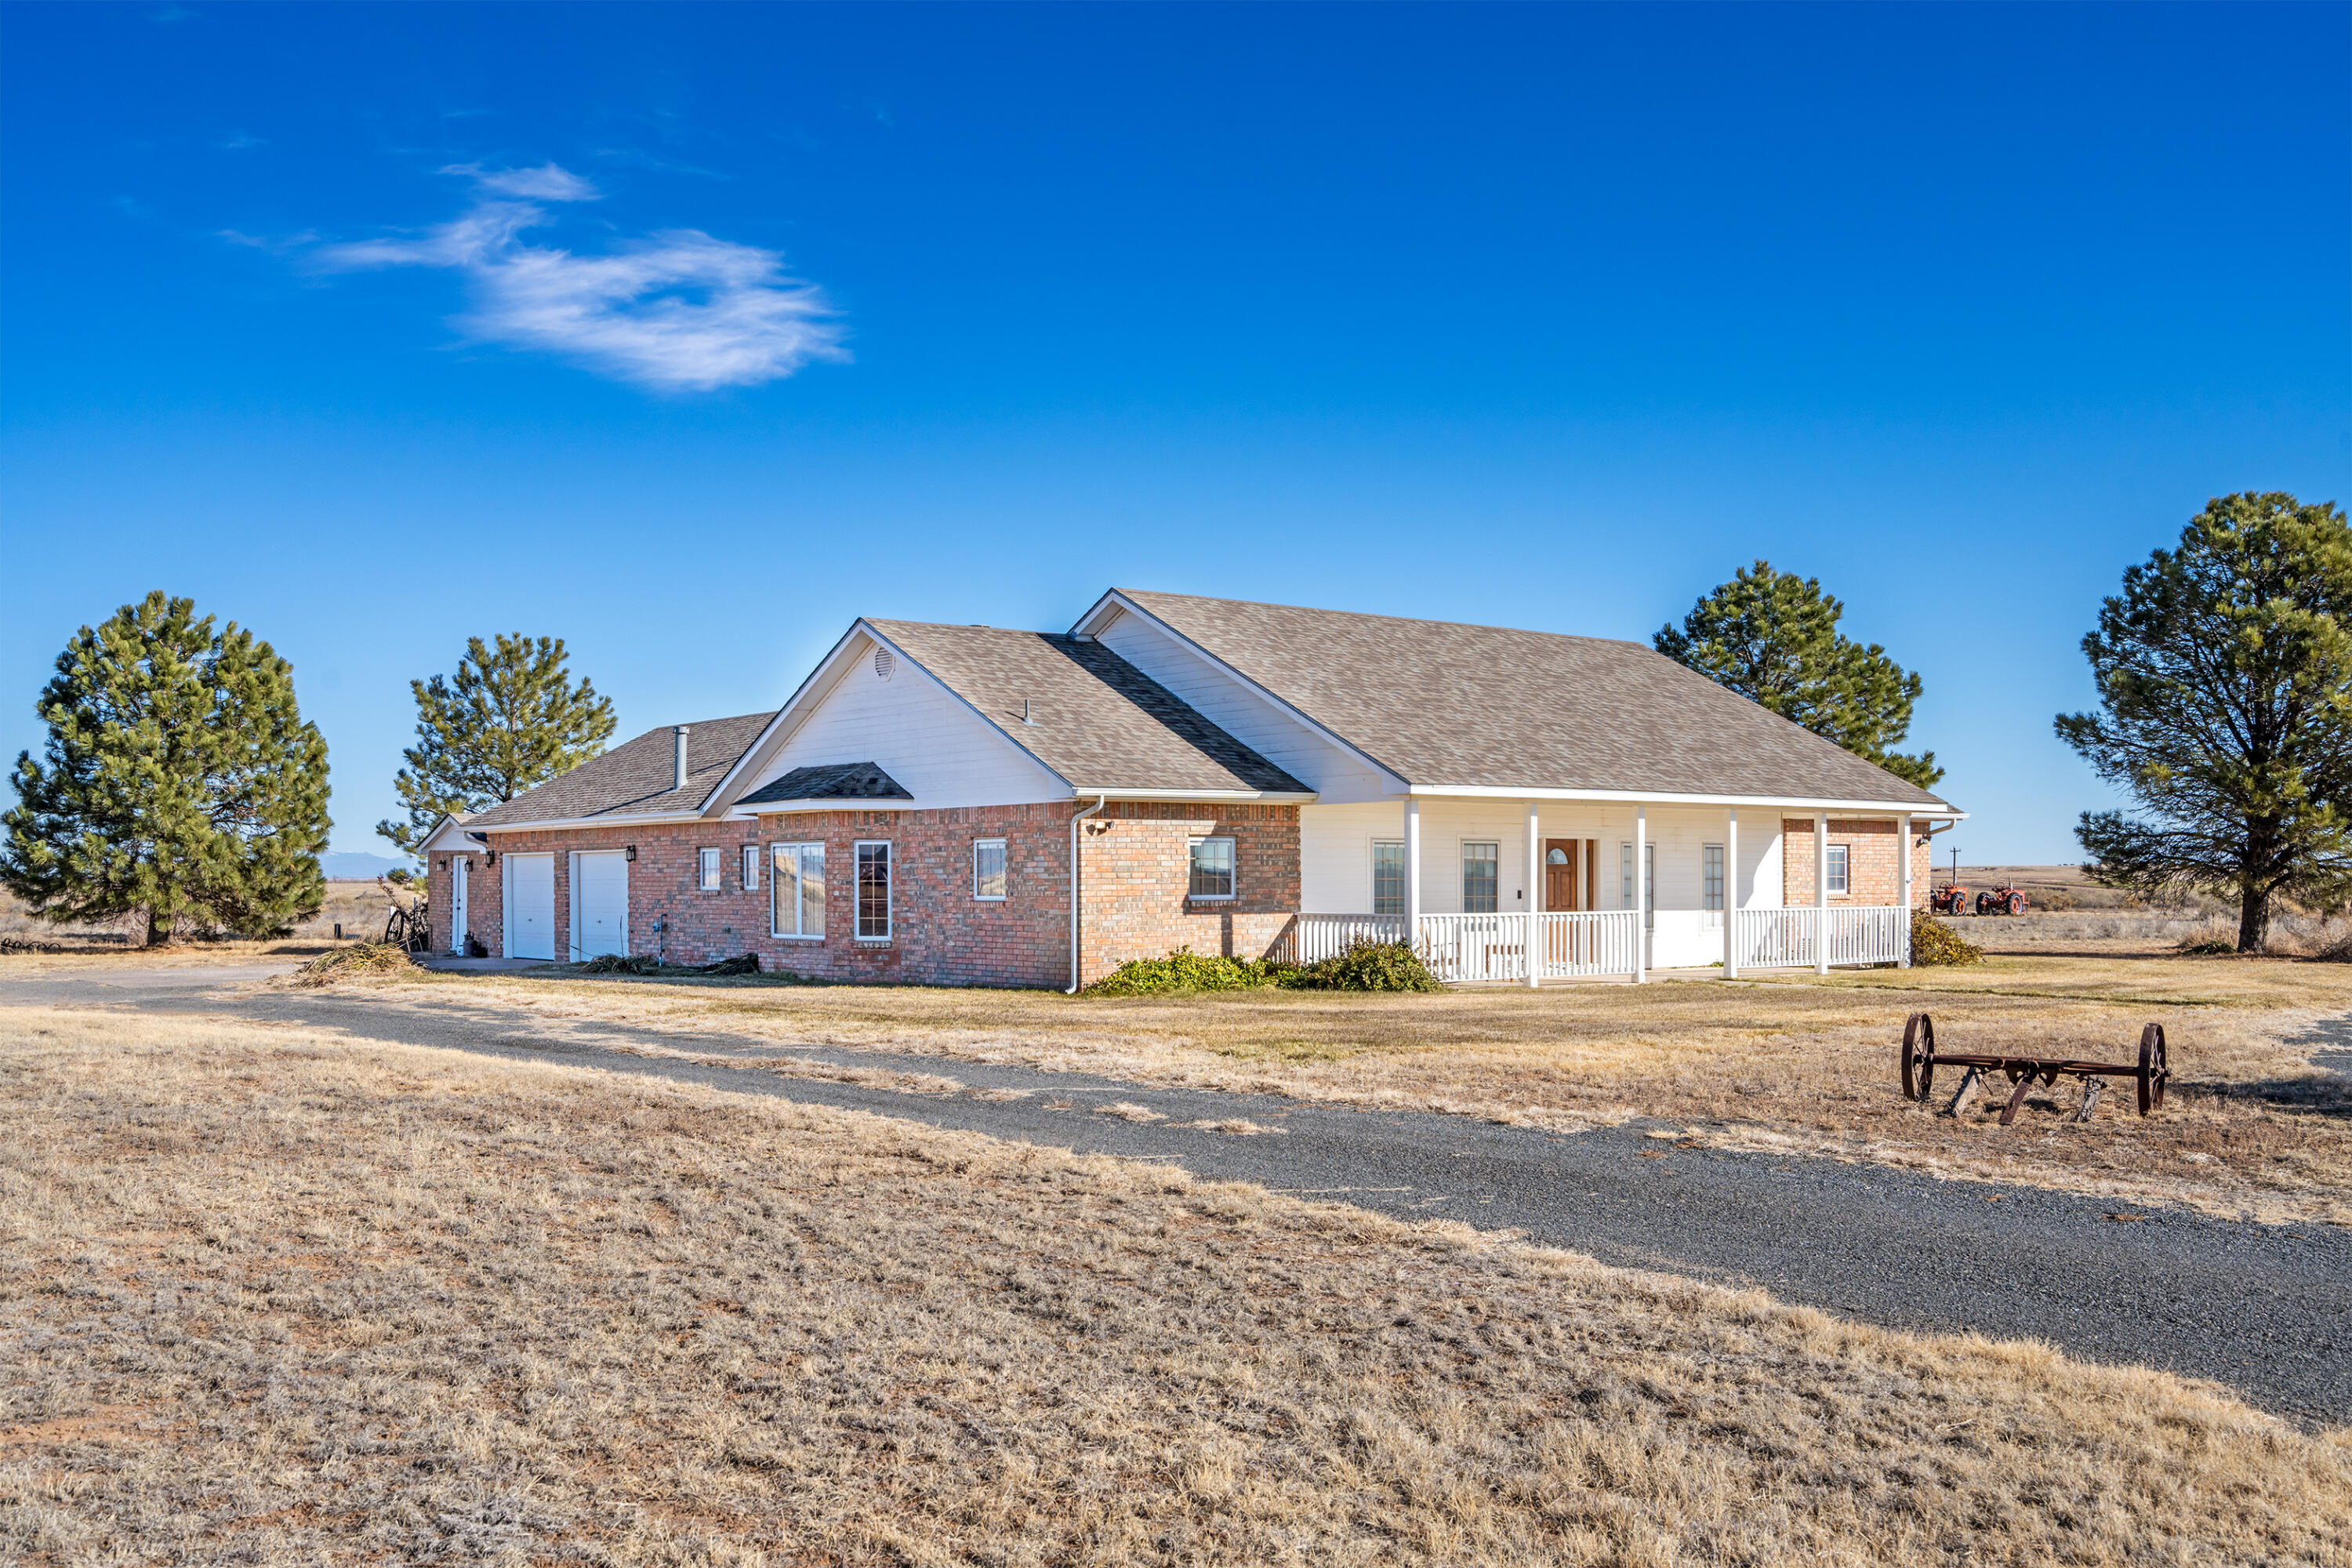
[1276,939,1442,993]
[1084,946,1276,996]
[1910,909,1982,967]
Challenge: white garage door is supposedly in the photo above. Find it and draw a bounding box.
[506,853,555,961]
[575,851,629,960]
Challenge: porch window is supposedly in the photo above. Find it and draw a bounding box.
[973,838,1007,900]
[1704,843,1725,927]
[1189,836,1236,899]
[1371,840,1406,916]
[698,848,723,891]
[1621,842,1654,924]
[770,842,826,938]
[856,841,892,939]
[1461,842,1499,913]
[1826,843,1850,897]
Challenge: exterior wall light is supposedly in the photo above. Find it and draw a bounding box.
[625,845,638,862]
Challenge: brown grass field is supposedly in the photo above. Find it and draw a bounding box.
[273,940,2352,1226]
[3,1008,2347,1566]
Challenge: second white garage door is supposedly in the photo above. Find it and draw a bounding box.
[573,850,629,959]
[505,853,555,961]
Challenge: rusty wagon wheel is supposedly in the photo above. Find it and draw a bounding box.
[1901,1012,1936,1101]
[2137,1023,2168,1116]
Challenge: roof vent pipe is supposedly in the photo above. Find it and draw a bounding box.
[673,725,691,793]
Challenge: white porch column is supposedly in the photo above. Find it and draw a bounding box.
[1898,813,1914,969]
[1814,811,1830,975]
[1632,803,1647,984]
[1404,796,1422,946]
[1525,800,1541,988]
[1724,807,1739,978]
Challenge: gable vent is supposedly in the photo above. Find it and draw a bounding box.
[872,648,896,681]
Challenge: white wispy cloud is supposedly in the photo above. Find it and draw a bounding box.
[309,162,845,391]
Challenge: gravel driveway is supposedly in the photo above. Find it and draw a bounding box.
[7,964,2348,1427]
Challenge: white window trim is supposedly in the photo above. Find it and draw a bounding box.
[742,844,760,892]
[1826,842,1852,898]
[972,837,1007,902]
[1459,839,1501,915]
[697,847,724,892]
[855,840,893,942]
[1186,834,1237,902]
[1370,838,1405,917]
[1703,842,1726,928]
[771,840,825,941]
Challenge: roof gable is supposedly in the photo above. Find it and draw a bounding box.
[739,760,913,807]
[1101,589,1951,808]
[467,711,777,830]
[862,621,1308,795]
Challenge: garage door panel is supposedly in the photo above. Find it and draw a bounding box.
[507,854,554,961]
[576,851,629,959]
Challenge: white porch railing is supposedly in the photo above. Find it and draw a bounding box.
[1415,913,1530,983]
[1730,906,1909,971]
[1279,913,1410,965]
[1537,910,1642,978]
[1409,910,1644,982]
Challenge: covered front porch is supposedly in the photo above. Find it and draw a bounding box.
[1286,793,1943,984]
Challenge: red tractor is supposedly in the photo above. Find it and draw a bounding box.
[1930,882,1971,916]
[1975,883,2029,916]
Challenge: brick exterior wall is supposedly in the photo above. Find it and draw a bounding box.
[1780,818,1934,908]
[426,849,499,956]
[463,800,1301,989]
[1076,801,1300,984]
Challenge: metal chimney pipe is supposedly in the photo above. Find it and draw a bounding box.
[673,725,691,793]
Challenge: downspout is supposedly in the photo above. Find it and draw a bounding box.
[1065,793,1108,994]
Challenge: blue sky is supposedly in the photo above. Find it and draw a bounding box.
[4,2,2346,866]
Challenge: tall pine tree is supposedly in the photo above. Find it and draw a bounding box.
[1655,561,1942,788]
[2056,492,2352,951]
[2,592,331,944]
[378,634,615,855]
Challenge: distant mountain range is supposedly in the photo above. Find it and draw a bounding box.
[322,851,407,880]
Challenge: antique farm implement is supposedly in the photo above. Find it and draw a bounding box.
[1900,1011,2169,1124]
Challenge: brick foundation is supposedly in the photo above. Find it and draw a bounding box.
[1780,818,1935,908]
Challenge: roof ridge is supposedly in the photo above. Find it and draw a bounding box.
[1109,587,1650,650]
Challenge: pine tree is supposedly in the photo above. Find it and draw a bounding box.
[377,634,616,855]
[2,591,331,945]
[2056,492,2352,951]
[1655,561,1942,788]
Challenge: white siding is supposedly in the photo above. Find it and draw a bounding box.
[1305,799,1783,942]
[1094,608,1398,802]
[733,632,1068,813]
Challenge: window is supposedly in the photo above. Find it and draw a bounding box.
[1188,836,1236,899]
[1621,842,1654,923]
[1371,840,1406,916]
[741,844,760,891]
[973,838,1007,900]
[1704,843,1726,927]
[770,842,826,938]
[856,841,891,939]
[1826,843,1850,896]
[697,847,723,891]
[1461,842,1499,913]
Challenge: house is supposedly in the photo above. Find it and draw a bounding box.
[416,590,1962,986]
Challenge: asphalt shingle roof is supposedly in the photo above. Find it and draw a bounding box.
[467,711,778,829]
[1109,590,1952,807]
[862,621,1308,794]
[738,761,913,806]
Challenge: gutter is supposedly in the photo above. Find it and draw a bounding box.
[1065,793,1107,994]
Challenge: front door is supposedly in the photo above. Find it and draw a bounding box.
[1544,839,1580,912]
[449,858,468,954]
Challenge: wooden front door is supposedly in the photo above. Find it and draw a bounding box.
[1544,839,1580,912]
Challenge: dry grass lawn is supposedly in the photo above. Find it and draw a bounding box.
[3,1008,2347,1566]
[292,946,2352,1225]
